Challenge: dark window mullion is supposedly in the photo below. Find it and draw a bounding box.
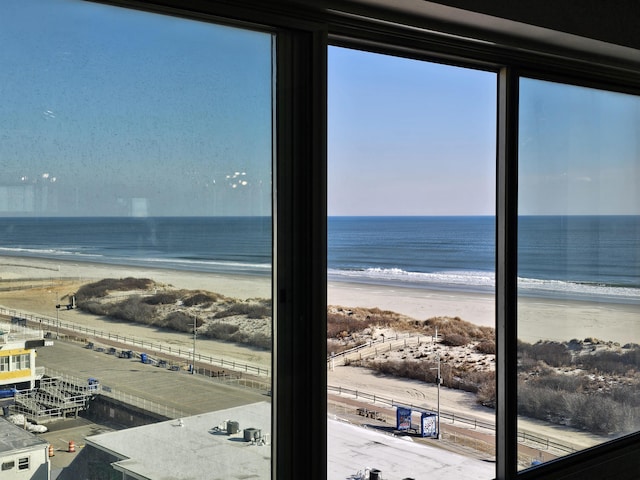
[496,66,520,480]
[274,26,328,480]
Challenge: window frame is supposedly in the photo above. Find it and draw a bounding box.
[0,356,9,372]
[83,2,328,479]
[325,35,640,479]
[43,1,640,479]
[508,67,640,480]
[12,354,30,371]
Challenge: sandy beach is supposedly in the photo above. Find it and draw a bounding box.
[328,281,495,326]
[1,255,638,346]
[0,255,271,299]
[329,280,640,345]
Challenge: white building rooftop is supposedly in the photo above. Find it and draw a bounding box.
[0,322,46,348]
[87,401,495,480]
[0,417,48,454]
[86,401,271,480]
[328,417,495,479]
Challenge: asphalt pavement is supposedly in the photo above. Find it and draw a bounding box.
[30,338,270,476]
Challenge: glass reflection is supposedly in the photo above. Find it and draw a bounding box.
[328,46,496,479]
[518,77,640,469]
[0,1,272,478]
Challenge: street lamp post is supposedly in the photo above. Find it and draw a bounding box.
[436,355,441,440]
[55,296,61,339]
[430,354,442,440]
[431,327,442,440]
[192,315,197,375]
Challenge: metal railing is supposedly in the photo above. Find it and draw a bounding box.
[10,372,94,423]
[98,386,186,419]
[328,333,432,366]
[0,321,44,343]
[45,368,186,419]
[11,400,65,423]
[328,384,577,455]
[0,306,269,377]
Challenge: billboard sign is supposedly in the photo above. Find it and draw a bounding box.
[396,407,412,431]
[421,413,437,437]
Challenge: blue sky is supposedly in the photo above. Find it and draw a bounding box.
[1,0,638,217]
[519,78,640,215]
[1,0,272,216]
[328,47,497,216]
[329,47,640,216]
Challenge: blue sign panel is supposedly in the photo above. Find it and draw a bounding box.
[421,413,437,437]
[396,407,412,431]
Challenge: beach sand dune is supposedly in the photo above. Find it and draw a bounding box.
[0,256,271,298]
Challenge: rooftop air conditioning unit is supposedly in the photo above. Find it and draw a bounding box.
[227,421,240,434]
[244,427,261,442]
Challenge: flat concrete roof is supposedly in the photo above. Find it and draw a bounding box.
[328,418,495,480]
[86,402,271,480]
[0,321,45,348]
[0,417,48,454]
[86,401,494,480]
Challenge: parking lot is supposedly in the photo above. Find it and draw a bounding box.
[36,339,270,416]
[30,339,271,477]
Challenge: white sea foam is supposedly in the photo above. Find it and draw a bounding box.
[518,277,640,301]
[328,267,640,302]
[0,246,102,258]
[143,257,271,272]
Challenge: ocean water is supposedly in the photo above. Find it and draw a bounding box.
[0,216,638,303]
[329,216,640,303]
[0,217,271,276]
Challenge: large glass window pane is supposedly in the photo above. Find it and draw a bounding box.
[518,78,640,469]
[328,46,496,479]
[1,1,272,478]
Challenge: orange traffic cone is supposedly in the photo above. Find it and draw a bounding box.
[68,440,75,453]
[48,445,54,457]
